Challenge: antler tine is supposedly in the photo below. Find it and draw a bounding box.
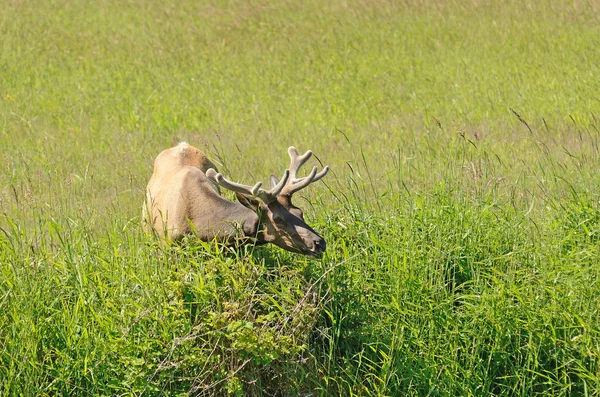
[205,168,263,197]
[281,146,330,196]
[311,165,330,183]
[264,169,290,198]
[205,144,328,202]
[288,146,313,181]
[205,168,290,203]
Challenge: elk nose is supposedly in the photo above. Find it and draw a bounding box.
[313,239,326,255]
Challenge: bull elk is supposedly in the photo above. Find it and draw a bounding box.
[143,142,330,257]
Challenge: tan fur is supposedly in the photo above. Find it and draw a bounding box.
[143,142,254,242]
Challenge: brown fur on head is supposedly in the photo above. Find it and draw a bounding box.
[235,192,326,258]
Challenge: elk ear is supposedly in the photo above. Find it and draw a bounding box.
[270,174,279,189]
[235,192,260,212]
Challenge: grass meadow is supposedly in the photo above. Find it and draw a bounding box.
[2,0,600,395]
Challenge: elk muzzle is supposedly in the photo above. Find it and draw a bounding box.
[262,211,327,258]
[309,236,327,258]
[290,222,327,258]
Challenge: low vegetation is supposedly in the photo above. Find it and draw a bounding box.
[1,0,599,395]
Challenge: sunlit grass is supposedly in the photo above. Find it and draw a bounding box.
[1,0,600,395]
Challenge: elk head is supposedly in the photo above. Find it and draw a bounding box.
[205,147,329,257]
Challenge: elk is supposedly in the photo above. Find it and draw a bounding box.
[143,142,329,257]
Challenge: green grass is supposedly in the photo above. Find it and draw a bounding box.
[1,0,600,395]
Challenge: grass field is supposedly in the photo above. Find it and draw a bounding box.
[1,0,600,395]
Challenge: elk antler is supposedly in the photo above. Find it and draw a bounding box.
[205,168,290,203]
[279,146,329,196]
